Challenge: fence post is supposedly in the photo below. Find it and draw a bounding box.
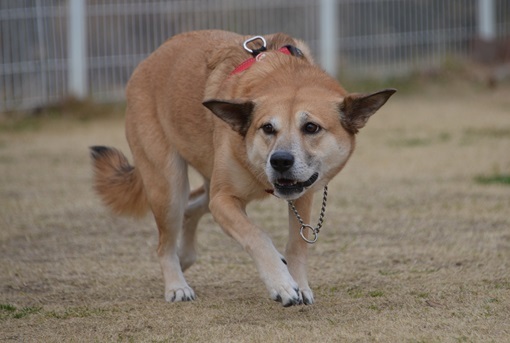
[68,0,87,99]
[320,0,338,77]
[478,0,496,41]
[36,0,48,104]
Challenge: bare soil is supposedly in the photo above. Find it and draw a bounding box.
[1,83,509,342]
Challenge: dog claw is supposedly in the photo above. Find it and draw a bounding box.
[295,288,303,305]
[283,300,295,307]
[282,295,302,307]
[301,288,314,305]
[166,287,196,303]
[272,287,303,307]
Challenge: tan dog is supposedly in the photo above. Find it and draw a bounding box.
[90,30,395,306]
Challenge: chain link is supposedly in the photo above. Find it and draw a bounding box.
[288,186,328,244]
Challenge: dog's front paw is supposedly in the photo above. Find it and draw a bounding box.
[300,287,314,305]
[165,286,196,302]
[269,281,303,307]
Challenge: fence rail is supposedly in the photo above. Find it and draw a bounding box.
[1,0,509,112]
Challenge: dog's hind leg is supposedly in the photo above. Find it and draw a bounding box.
[135,149,195,302]
[179,182,210,271]
[124,72,197,302]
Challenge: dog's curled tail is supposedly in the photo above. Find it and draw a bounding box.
[89,146,149,217]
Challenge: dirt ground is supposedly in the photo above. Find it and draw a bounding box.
[1,82,509,342]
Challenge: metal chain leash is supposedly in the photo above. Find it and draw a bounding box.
[288,186,328,244]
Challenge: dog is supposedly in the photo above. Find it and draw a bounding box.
[90,30,395,306]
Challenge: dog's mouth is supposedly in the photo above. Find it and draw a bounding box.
[271,172,319,196]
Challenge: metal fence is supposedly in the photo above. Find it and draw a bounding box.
[1,0,509,112]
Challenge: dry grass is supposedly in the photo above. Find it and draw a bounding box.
[1,82,509,342]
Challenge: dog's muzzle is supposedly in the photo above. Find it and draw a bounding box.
[268,151,319,198]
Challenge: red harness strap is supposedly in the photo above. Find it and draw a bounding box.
[229,47,292,76]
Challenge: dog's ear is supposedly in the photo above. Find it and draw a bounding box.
[203,99,254,136]
[339,88,396,134]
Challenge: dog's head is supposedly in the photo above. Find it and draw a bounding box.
[203,57,395,200]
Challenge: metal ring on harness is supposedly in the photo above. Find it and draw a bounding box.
[243,36,267,56]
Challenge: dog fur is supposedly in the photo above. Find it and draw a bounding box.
[90,30,395,306]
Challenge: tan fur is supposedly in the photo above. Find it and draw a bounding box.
[90,147,149,217]
[90,30,395,306]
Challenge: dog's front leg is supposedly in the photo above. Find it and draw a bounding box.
[210,194,303,306]
[286,192,314,305]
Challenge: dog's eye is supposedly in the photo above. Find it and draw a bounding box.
[303,122,321,134]
[261,123,276,134]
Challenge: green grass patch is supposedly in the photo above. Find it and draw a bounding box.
[1,305,42,319]
[368,304,380,311]
[13,307,41,319]
[389,132,451,147]
[411,292,430,299]
[368,290,384,298]
[0,304,111,321]
[341,69,432,95]
[379,269,400,276]
[346,287,385,298]
[475,174,510,186]
[0,115,45,132]
[0,304,16,312]
[461,127,510,145]
[464,128,510,139]
[392,137,432,147]
[346,286,364,299]
[410,267,440,274]
[329,286,340,293]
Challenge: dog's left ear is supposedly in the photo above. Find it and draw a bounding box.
[203,99,254,136]
[339,88,396,134]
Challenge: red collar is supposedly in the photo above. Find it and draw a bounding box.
[229,47,292,76]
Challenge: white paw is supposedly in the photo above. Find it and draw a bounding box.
[265,271,303,307]
[300,287,314,305]
[270,284,303,307]
[165,286,196,302]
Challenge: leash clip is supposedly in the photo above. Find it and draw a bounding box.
[243,36,267,57]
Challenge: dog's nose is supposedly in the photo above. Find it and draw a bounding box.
[270,151,294,172]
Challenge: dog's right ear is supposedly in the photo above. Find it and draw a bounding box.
[203,99,254,136]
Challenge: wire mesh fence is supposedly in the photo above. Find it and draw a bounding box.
[1,0,509,112]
